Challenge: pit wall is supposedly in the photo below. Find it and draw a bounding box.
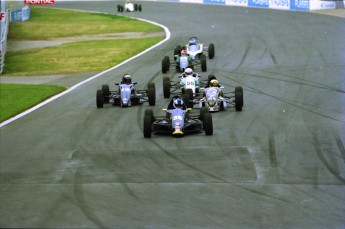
[180,0,337,10]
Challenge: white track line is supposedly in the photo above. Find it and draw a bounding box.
[0,13,170,128]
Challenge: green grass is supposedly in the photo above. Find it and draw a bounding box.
[0,84,66,122]
[9,7,162,40]
[4,37,163,76]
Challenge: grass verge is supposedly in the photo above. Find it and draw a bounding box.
[4,37,163,76]
[9,7,162,40]
[0,84,66,122]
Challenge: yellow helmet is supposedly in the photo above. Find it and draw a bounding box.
[210,79,219,87]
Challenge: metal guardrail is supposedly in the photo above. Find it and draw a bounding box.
[0,10,10,74]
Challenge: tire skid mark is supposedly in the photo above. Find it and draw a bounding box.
[333,132,345,164]
[118,175,140,202]
[219,68,345,94]
[220,74,345,124]
[74,169,107,229]
[268,131,278,168]
[312,129,345,184]
[150,139,228,182]
[237,40,251,69]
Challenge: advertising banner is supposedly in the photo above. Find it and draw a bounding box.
[248,0,269,8]
[290,0,309,10]
[203,0,226,5]
[10,5,30,22]
[310,0,335,9]
[269,0,290,9]
[226,0,248,6]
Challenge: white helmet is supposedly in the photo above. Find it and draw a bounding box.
[184,68,193,76]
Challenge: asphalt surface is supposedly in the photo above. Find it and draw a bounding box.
[1,2,345,228]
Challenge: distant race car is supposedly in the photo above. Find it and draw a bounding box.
[198,75,243,112]
[96,76,155,108]
[178,37,215,60]
[117,1,142,12]
[143,96,213,137]
[161,49,207,73]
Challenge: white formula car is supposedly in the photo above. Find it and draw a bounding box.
[117,1,142,12]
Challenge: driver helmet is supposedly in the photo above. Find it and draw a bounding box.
[173,98,184,109]
[210,79,219,87]
[123,74,132,84]
[181,49,188,56]
[184,68,193,76]
[189,38,197,46]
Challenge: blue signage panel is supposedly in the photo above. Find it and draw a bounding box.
[203,0,226,5]
[290,0,309,10]
[248,0,268,7]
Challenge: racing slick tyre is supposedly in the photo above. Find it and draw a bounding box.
[143,115,152,138]
[208,43,215,59]
[184,89,194,108]
[235,91,243,111]
[199,107,208,121]
[145,109,154,122]
[203,113,213,135]
[174,45,182,56]
[163,77,171,98]
[102,84,110,103]
[162,57,169,73]
[138,4,142,11]
[134,3,138,11]
[148,86,156,106]
[148,82,156,95]
[201,54,207,72]
[96,90,104,108]
[235,86,244,109]
[182,94,192,108]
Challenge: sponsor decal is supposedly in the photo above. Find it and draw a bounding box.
[248,0,269,8]
[24,0,55,5]
[226,0,248,6]
[291,0,309,10]
[269,0,289,9]
[203,0,226,5]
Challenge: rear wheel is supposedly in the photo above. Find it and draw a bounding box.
[201,54,207,72]
[163,77,171,98]
[204,113,213,135]
[199,107,208,121]
[162,57,169,73]
[182,94,191,108]
[143,115,152,138]
[96,90,104,108]
[147,86,156,106]
[185,88,193,108]
[102,84,110,103]
[235,91,243,111]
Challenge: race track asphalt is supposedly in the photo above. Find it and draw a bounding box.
[1,1,344,228]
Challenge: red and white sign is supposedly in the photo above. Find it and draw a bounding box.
[0,12,5,21]
[24,0,55,5]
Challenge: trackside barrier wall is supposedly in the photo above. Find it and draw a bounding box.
[189,0,337,10]
[0,5,30,74]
